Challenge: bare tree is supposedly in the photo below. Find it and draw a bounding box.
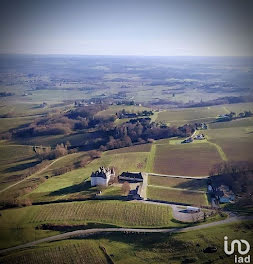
[121,182,130,196]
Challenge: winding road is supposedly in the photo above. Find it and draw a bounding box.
[1,215,252,255]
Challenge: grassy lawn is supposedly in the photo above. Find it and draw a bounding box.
[100,185,122,197]
[147,186,208,206]
[18,150,148,203]
[148,175,207,191]
[153,143,222,176]
[145,144,156,172]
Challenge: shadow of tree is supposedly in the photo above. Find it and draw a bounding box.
[48,180,92,196]
[175,179,207,191]
[4,160,41,173]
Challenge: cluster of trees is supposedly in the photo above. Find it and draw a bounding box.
[210,161,253,207]
[35,143,71,160]
[13,116,74,137]
[0,92,15,97]
[8,103,196,154]
[116,109,154,119]
[12,105,114,138]
[121,181,130,195]
[100,119,194,151]
[238,110,252,118]
[216,110,252,122]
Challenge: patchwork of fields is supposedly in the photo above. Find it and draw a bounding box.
[20,148,149,202]
[156,103,253,126]
[205,126,253,163]
[0,145,38,191]
[156,105,225,126]
[0,102,253,256]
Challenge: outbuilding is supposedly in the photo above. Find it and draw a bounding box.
[186,206,200,213]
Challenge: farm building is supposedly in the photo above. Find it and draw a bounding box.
[216,114,231,122]
[187,206,200,213]
[215,185,235,203]
[90,167,115,187]
[119,172,143,182]
[196,123,207,130]
[181,137,193,144]
[194,134,205,140]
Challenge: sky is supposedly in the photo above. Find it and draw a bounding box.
[0,0,253,56]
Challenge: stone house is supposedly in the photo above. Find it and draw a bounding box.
[90,167,115,187]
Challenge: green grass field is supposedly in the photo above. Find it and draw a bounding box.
[39,151,90,177]
[100,185,122,197]
[12,132,90,147]
[148,175,207,191]
[0,200,177,227]
[0,240,108,264]
[156,105,225,125]
[2,221,252,264]
[147,186,208,206]
[205,126,253,162]
[96,105,150,117]
[0,200,183,249]
[25,150,148,202]
[0,116,35,133]
[145,144,156,172]
[105,143,151,154]
[156,103,253,127]
[0,144,38,191]
[209,117,253,129]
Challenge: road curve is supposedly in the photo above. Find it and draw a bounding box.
[1,216,252,255]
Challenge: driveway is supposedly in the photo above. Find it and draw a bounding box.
[138,200,204,222]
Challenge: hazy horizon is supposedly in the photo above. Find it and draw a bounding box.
[1,0,253,57]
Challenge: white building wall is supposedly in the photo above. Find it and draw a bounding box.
[91,177,109,186]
